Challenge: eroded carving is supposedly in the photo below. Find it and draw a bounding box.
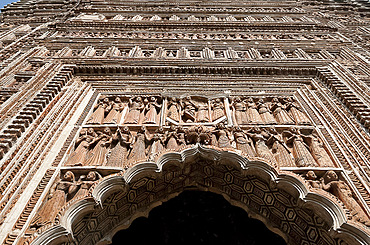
[321,171,370,226]
[30,171,78,229]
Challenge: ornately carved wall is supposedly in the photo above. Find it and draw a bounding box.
[0,0,369,244]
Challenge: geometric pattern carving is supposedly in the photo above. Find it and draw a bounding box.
[19,143,367,245]
[63,159,335,245]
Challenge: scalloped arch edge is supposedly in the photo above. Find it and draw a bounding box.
[32,145,370,245]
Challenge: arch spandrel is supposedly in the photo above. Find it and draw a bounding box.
[29,146,370,245]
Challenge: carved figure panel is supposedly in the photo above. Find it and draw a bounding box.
[231,96,310,126]
[165,96,227,125]
[87,95,163,126]
[87,96,127,125]
[66,123,335,170]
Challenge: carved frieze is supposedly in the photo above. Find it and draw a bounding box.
[64,126,335,170]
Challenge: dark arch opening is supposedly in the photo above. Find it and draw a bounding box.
[111,190,287,245]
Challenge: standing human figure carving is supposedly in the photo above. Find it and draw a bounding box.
[74,171,102,200]
[267,127,295,167]
[87,96,110,124]
[308,132,334,167]
[30,171,78,228]
[165,125,180,150]
[176,126,187,148]
[65,128,93,166]
[257,98,277,124]
[167,97,180,122]
[283,127,318,167]
[196,101,209,123]
[148,126,166,160]
[124,96,144,124]
[245,97,263,124]
[232,126,256,157]
[270,97,294,124]
[321,171,370,226]
[285,97,310,125]
[106,126,132,167]
[247,127,277,167]
[180,96,197,122]
[230,96,247,125]
[144,96,161,124]
[104,97,126,124]
[128,126,150,163]
[211,98,225,121]
[86,127,113,166]
[214,123,233,148]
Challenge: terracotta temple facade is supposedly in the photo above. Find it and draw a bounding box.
[0,0,369,244]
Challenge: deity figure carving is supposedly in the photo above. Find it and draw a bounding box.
[104,97,126,124]
[196,100,209,123]
[30,171,78,228]
[65,128,93,166]
[186,125,212,145]
[267,127,295,167]
[148,126,166,160]
[165,125,180,150]
[283,128,318,167]
[270,97,294,124]
[230,96,247,125]
[245,97,263,124]
[180,96,197,122]
[106,126,132,167]
[321,171,370,226]
[232,126,256,157]
[167,97,180,122]
[87,96,110,124]
[247,127,277,167]
[176,126,187,148]
[124,96,145,124]
[210,98,225,121]
[257,98,277,124]
[128,126,150,163]
[308,132,334,167]
[86,127,112,166]
[305,171,321,189]
[143,96,161,124]
[74,171,102,200]
[213,123,233,148]
[285,97,310,125]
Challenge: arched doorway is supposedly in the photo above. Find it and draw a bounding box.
[111,190,287,245]
[31,147,370,245]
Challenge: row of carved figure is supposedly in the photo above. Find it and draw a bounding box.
[87,95,311,126]
[304,170,370,226]
[81,6,303,13]
[73,13,313,23]
[30,170,369,229]
[59,31,336,41]
[65,125,334,168]
[75,45,323,60]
